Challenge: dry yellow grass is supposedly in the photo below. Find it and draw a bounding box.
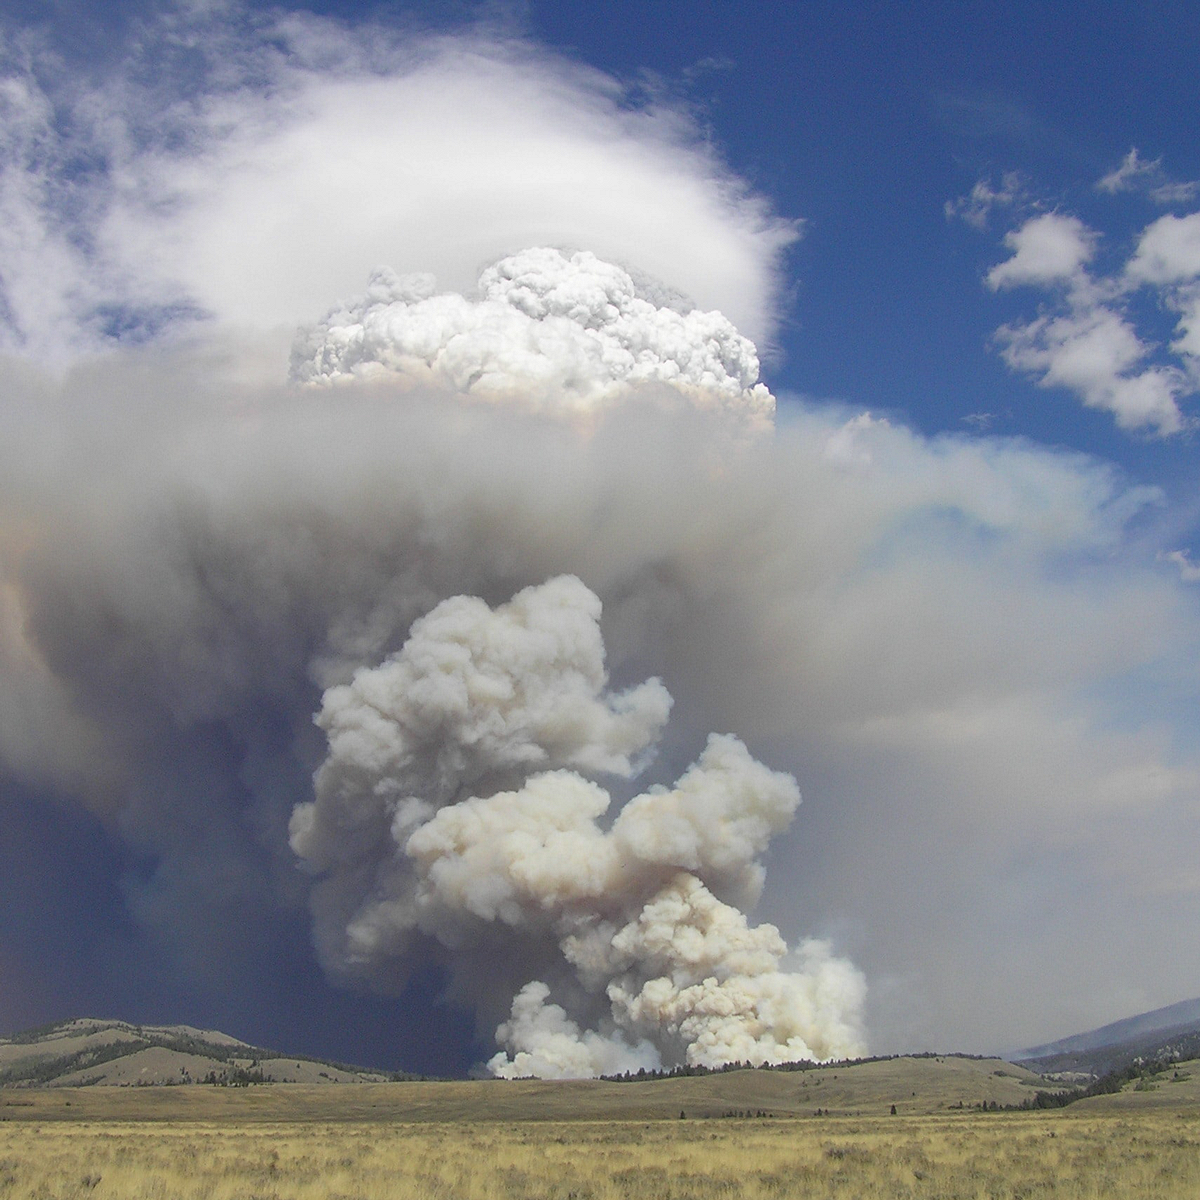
[0,1057,1059,1124]
[1,1108,1198,1200]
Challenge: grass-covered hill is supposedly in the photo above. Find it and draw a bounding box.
[0,1051,1056,1118]
[0,1018,408,1087]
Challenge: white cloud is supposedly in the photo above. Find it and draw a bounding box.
[1097,148,1199,205]
[138,46,794,350]
[0,15,795,361]
[986,213,1096,290]
[944,173,1022,230]
[995,306,1187,435]
[1169,285,1200,370]
[1164,550,1200,584]
[291,248,776,428]
[980,206,1200,435]
[1150,181,1200,206]
[1126,214,1200,383]
[960,412,996,431]
[1126,213,1200,285]
[1097,148,1157,195]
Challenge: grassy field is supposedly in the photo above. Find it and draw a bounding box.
[1,1107,1199,1199]
[0,1057,1058,1123]
[0,1062,1196,1198]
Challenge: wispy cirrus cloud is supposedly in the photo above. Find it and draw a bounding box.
[943,172,1024,231]
[1097,147,1199,206]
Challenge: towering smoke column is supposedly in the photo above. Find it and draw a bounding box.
[0,226,871,1073]
[7,7,1196,1075]
[290,575,865,1077]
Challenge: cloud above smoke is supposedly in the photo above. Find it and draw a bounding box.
[0,8,793,362]
[0,4,1198,1071]
[291,248,776,428]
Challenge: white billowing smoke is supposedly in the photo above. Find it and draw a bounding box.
[4,6,1198,1071]
[290,575,865,1076]
[291,248,776,428]
[3,307,1197,1063]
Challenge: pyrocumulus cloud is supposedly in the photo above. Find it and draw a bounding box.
[292,248,775,428]
[1,6,1198,1072]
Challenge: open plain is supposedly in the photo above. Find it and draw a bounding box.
[1,1060,1198,1199]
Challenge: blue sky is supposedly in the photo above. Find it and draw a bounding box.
[515,1,1200,478]
[0,0,1198,1075]
[11,0,1200,464]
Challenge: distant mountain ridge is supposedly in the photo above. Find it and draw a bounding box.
[1020,997,1200,1058]
[0,1018,411,1087]
[1017,997,1200,1079]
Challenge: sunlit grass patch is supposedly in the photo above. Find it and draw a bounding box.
[1,1109,1198,1199]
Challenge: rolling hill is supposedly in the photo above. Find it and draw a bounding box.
[6,1005,1200,1121]
[0,1018,1059,1114]
[0,1054,1056,1120]
[0,1018,405,1087]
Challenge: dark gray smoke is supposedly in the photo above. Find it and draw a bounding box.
[0,317,875,1073]
[2,6,1198,1065]
[3,318,1195,1062]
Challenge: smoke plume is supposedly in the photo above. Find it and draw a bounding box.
[290,574,862,1074]
[2,7,1198,1068]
